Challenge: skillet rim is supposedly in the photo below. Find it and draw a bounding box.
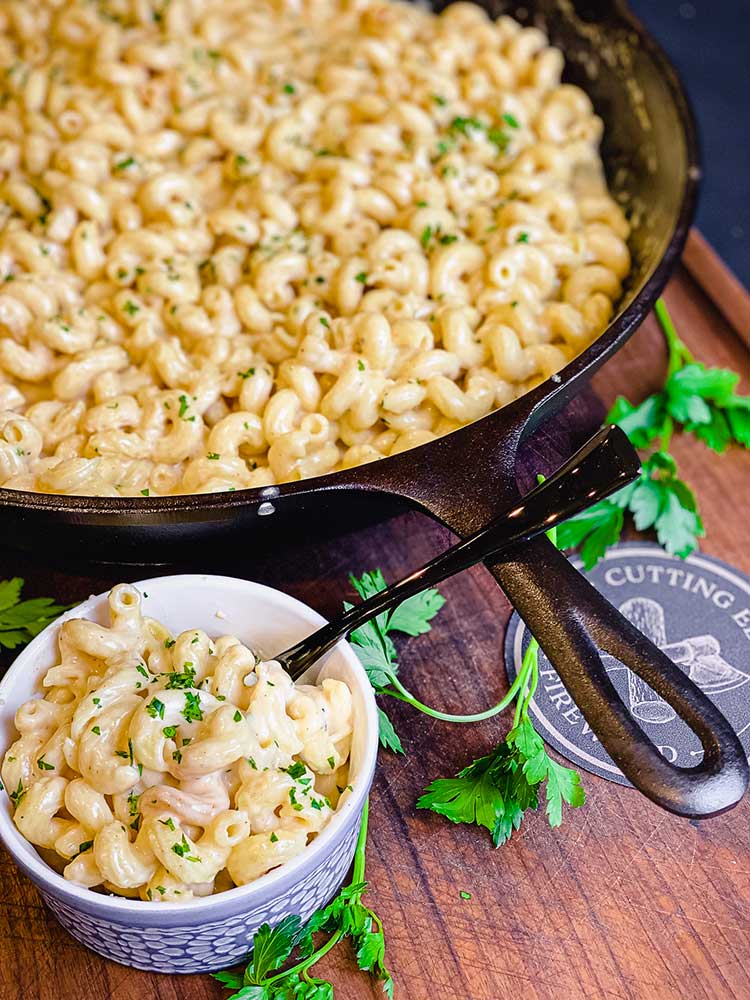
[0,0,700,520]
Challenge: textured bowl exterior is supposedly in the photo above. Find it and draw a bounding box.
[38,819,361,973]
[0,575,378,974]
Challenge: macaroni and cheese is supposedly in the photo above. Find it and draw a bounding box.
[0,0,630,496]
[1,584,354,900]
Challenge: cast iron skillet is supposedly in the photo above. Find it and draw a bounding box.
[2,1,747,818]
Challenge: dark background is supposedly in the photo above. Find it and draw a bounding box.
[629,0,749,284]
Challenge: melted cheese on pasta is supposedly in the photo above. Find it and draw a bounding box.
[2,583,353,900]
[0,0,629,496]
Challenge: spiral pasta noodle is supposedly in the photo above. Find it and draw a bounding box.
[0,0,630,497]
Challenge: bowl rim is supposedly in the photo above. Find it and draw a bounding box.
[0,573,379,916]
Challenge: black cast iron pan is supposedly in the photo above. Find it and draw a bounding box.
[2,1,747,818]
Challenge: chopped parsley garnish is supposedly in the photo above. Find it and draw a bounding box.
[122,300,140,316]
[91,726,101,735]
[140,488,150,497]
[284,761,306,780]
[420,225,432,248]
[160,817,176,830]
[165,662,196,688]
[449,115,483,136]
[283,83,295,94]
[171,835,200,862]
[288,787,304,811]
[36,756,54,771]
[487,128,509,151]
[502,112,520,129]
[9,780,25,806]
[355,271,368,284]
[136,663,149,679]
[516,232,529,243]
[146,698,165,720]
[238,367,256,379]
[207,452,220,460]
[182,691,204,724]
[164,638,176,649]
[247,756,258,770]
[114,156,136,171]
[319,316,330,329]
[163,725,178,739]
[270,832,279,843]
[459,890,472,900]
[327,756,336,770]
[178,394,190,419]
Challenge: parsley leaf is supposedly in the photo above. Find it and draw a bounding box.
[376,707,404,755]
[0,578,72,649]
[555,502,623,571]
[418,702,584,844]
[346,570,444,752]
[558,298,743,567]
[245,915,302,982]
[214,800,391,1000]
[387,588,445,635]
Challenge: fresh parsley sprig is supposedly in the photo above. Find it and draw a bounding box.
[346,569,530,754]
[0,577,72,649]
[416,632,585,845]
[349,538,586,846]
[412,525,585,845]
[557,299,749,568]
[214,799,392,1000]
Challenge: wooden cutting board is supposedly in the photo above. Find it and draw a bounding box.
[0,245,748,1000]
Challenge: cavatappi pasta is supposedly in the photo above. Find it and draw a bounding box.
[1,584,354,900]
[0,0,630,497]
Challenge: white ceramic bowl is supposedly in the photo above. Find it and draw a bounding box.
[0,574,379,974]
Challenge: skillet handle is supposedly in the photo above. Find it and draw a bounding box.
[344,402,747,817]
[488,535,749,818]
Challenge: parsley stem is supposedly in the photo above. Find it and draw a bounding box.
[352,797,369,883]
[520,643,539,720]
[262,798,370,989]
[513,636,537,728]
[264,929,343,988]
[659,413,674,453]
[383,667,528,723]
[656,298,693,376]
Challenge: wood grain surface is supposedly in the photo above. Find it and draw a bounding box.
[1,264,749,1000]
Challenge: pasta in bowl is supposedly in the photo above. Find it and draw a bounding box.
[0,575,378,973]
[0,0,630,498]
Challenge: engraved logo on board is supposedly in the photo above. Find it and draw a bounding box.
[504,543,750,785]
